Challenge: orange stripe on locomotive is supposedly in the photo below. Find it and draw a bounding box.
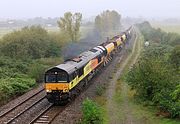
[90,58,99,69]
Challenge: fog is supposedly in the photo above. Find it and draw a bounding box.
[0,0,180,19]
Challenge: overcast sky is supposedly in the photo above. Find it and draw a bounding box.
[0,0,180,19]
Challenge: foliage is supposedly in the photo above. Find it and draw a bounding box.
[57,12,82,42]
[0,26,61,59]
[0,56,30,78]
[126,40,180,118]
[81,98,103,124]
[0,54,63,105]
[137,21,180,46]
[28,63,45,83]
[0,25,67,105]
[95,10,121,38]
[133,23,180,117]
[169,45,180,71]
[0,77,36,102]
[49,31,70,46]
[142,43,173,62]
[28,57,63,83]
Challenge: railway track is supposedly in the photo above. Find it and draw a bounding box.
[0,53,128,124]
[29,104,66,124]
[0,88,47,124]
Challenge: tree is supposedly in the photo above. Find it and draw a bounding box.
[169,45,180,71]
[126,44,180,118]
[57,12,82,42]
[95,10,121,38]
[1,26,61,59]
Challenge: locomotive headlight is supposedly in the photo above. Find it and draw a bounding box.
[46,89,52,93]
[64,89,69,92]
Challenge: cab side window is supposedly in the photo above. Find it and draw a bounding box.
[78,67,84,77]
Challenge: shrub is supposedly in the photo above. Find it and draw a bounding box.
[126,44,180,118]
[28,63,46,83]
[28,58,63,83]
[169,45,180,70]
[81,98,103,124]
[1,26,61,59]
[0,77,36,103]
[130,22,180,118]
[0,25,66,104]
[0,56,30,78]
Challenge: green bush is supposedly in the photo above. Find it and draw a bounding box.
[126,44,180,118]
[28,63,46,83]
[0,56,30,78]
[169,45,180,70]
[81,98,103,124]
[0,77,36,102]
[128,22,180,118]
[28,58,63,83]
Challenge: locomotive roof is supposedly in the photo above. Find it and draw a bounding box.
[48,48,103,74]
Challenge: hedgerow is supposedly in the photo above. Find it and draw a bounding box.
[81,98,103,124]
[0,77,36,102]
[126,22,180,118]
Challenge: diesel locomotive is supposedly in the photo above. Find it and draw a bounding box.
[45,27,133,104]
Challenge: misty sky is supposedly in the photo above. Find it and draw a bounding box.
[0,0,180,19]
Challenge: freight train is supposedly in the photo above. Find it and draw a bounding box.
[45,27,133,104]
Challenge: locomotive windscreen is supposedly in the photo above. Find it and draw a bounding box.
[45,72,68,83]
[46,74,56,82]
[57,73,68,82]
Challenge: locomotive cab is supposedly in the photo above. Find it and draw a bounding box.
[45,67,70,103]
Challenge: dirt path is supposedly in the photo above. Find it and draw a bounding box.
[106,27,143,124]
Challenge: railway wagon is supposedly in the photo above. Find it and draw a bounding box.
[45,27,132,104]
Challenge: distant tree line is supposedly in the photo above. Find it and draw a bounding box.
[137,21,180,46]
[0,17,59,28]
[0,26,61,59]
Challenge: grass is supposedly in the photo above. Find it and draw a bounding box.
[95,85,106,96]
[94,83,109,124]
[115,78,180,124]
[0,27,17,38]
[94,96,109,124]
[131,103,180,124]
[151,23,180,34]
[92,28,143,124]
